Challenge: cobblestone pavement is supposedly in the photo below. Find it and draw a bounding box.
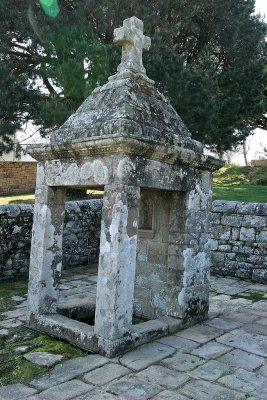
[0,268,267,400]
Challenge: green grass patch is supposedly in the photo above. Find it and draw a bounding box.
[0,330,87,386]
[213,165,267,202]
[213,183,267,203]
[230,291,267,303]
[213,164,267,186]
[24,334,86,358]
[0,358,46,386]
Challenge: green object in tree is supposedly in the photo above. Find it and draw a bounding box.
[39,0,59,18]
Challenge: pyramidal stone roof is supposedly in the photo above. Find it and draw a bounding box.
[51,76,194,147]
[49,16,199,152]
[28,16,223,170]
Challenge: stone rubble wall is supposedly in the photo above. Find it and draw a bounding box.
[210,200,267,283]
[1,199,267,283]
[0,200,102,281]
[0,162,37,195]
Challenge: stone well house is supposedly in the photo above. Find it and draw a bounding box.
[26,17,223,357]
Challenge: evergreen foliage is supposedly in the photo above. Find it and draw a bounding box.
[0,0,266,155]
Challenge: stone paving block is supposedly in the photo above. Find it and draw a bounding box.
[181,379,245,400]
[136,365,190,390]
[0,319,23,328]
[251,302,267,312]
[24,352,63,367]
[0,383,37,400]
[190,341,232,359]
[15,301,28,308]
[214,277,239,286]
[2,308,26,319]
[83,363,130,385]
[257,318,267,326]
[258,365,267,377]
[0,329,9,338]
[156,335,200,351]
[241,322,267,337]
[119,342,175,371]
[161,352,205,372]
[175,325,225,343]
[220,287,249,296]
[217,349,265,371]
[73,389,123,399]
[30,354,109,390]
[151,390,189,400]
[37,379,93,400]
[247,284,267,292]
[105,376,162,400]
[15,346,30,354]
[217,330,267,357]
[11,295,25,302]
[223,312,259,324]
[188,359,234,381]
[218,368,267,394]
[207,318,242,331]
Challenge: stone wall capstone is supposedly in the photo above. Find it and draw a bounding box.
[0,200,102,281]
[0,162,37,195]
[210,200,267,283]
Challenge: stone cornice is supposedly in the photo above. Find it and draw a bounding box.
[26,135,224,171]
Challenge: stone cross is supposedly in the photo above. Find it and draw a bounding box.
[114,16,151,76]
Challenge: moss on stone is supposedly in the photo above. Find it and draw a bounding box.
[0,280,87,386]
[230,290,267,303]
[0,358,46,386]
[24,334,87,358]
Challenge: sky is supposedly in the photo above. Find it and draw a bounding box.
[255,0,267,20]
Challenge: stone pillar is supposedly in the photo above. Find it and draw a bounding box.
[27,175,66,321]
[177,172,212,321]
[94,184,140,341]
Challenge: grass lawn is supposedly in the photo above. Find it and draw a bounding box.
[213,183,267,202]
[212,164,267,203]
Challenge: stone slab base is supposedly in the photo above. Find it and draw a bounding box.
[27,312,208,357]
[27,314,98,353]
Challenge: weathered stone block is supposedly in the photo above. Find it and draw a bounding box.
[242,215,266,228]
[209,212,221,225]
[235,264,254,279]
[240,227,255,242]
[252,269,267,283]
[212,200,237,213]
[236,202,257,215]
[210,252,225,266]
[221,214,243,227]
[256,229,267,243]
[206,239,219,251]
[218,244,232,252]
[212,226,231,240]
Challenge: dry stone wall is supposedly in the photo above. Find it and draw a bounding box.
[0,200,102,281]
[1,199,267,283]
[210,200,267,283]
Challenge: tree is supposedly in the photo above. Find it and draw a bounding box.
[0,0,266,155]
